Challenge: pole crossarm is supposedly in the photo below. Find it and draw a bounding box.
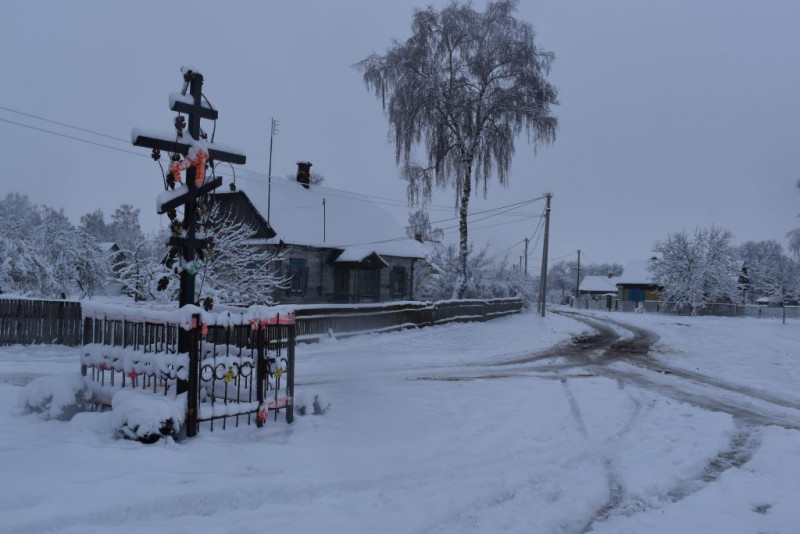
[131,130,246,165]
[169,92,219,121]
[156,177,223,214]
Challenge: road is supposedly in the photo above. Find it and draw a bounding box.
[412,310,800,532]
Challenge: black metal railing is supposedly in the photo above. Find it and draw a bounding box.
[81,312,295,436]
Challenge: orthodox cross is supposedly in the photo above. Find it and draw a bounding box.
[132,68,246,409]
[132,68,246,313]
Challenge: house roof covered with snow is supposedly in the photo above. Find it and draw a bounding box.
[216,181,433,259]
[579,275,619,293]
[616,260,656,285]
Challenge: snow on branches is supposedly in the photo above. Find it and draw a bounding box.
[649,226,740,313]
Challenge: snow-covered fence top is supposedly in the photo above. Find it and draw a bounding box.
[573,297,800,321]
[2,297,523,347]
[81,301,298,331]
[291,297,523,342]
[82,302,297,437]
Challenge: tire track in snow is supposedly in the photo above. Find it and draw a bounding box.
[560,378,633,534]
[666,417,762,502]
[552,310,800,429]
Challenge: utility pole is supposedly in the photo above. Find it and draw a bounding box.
[539,193,552,317]
[524,238,529,276]
[322,198,326,242]
[267,118,279,225]
[575,249,581,300]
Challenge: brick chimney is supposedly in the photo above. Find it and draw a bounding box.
[296,161,312,189]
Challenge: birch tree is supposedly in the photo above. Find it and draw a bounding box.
[357,0,558,298]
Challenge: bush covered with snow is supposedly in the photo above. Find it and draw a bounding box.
[110,390,186,444]
[18,372,92,421]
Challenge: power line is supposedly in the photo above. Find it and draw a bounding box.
[488,239,525,260]
[0,105,551,248]
[0,117,147,158]
[0,105,544,217]
[0,105,130,143]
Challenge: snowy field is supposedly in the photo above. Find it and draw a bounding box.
[1,308,800,533]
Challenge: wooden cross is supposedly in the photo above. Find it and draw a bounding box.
[132,68,246,314]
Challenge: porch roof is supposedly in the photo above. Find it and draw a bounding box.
[332,248,390,268]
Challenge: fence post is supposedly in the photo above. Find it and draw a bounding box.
[286,324,295,424]
[81,317,93,377]
[783,305,786,325]
[256,326,266,428]
[186,314,200,438]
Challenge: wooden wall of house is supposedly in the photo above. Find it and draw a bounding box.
[617,285,661,302]
[380,255,416,301]
[275,245,329,304]
[266,246,420,304]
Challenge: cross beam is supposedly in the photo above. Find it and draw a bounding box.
[157,177,223,214]
[132,134,246,165]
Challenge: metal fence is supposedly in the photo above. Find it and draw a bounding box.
[82,312,295,436]
[572,298,800,321]
[0,299,82,346]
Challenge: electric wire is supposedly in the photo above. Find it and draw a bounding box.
[0,117,147,158]
[0,105,130,143]
[0,105,545,219]
[0,105,553,257]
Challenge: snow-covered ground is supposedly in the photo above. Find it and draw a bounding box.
[1,309,799,533]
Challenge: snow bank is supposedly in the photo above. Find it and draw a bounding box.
[110,389,186,443]
[17,372,91,420]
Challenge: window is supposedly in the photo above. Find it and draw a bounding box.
[358,269,380,300]
[390,266,406,298]
[288,258,309,296]
[333,266,351,302]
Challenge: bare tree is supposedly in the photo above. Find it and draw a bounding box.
[109,203,144,254]
[788,179,800,260]
[196,203,289,306]
[739,240,798,304]
[0,194,108,298]
[406,209,444,241]
[356,0,558,298]
[649,226,739,314]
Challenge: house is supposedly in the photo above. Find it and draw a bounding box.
[578,274,618,299]
[615,260,661,302]
[213,163,434,304]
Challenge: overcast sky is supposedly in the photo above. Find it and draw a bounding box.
[2,0,799,269]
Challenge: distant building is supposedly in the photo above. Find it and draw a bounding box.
[578,274,619,299]
[213,164,435,304]
[615,260,661,302]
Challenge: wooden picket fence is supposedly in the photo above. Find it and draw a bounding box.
[0,297,524,347]
[293,298,524,342]
[0,299,82,346]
